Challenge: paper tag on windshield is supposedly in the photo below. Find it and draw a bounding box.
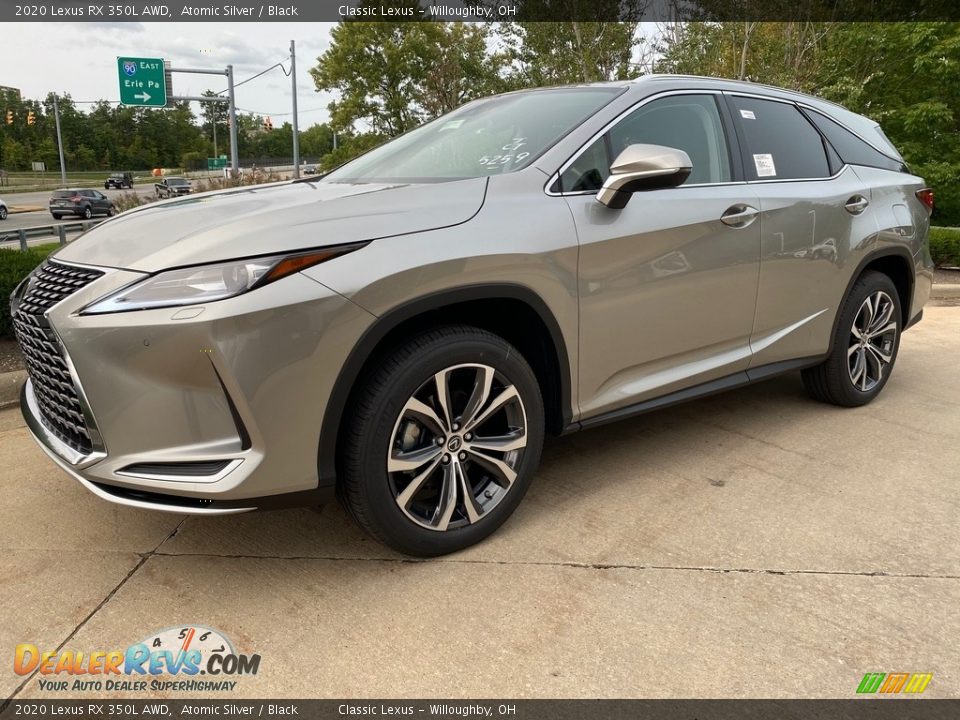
[740,109,756,119]
[753,154,776,177]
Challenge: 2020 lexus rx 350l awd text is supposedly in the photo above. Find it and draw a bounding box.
[12,76,934,555]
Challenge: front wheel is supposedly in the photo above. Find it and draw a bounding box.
[802,270,901,407]
[339,326,545,556]
[0,207,7,220]
[82,206,92,220]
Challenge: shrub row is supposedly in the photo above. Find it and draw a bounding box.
[930,226,960,268]
[0,244,59,339]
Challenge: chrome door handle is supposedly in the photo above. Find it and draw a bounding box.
[845,195,870,215]
[720,204,759,227]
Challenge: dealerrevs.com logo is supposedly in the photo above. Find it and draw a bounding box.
[14,626,261,693]
[857,672,933,695]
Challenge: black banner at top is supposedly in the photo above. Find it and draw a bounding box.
[0,0,959,22]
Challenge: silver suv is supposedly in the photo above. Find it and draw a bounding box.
[11,75,933,555]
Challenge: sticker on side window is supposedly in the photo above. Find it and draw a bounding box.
[753,154,776,177]
[740,109,756,119]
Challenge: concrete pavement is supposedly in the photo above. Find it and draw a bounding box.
[0,307,958,700]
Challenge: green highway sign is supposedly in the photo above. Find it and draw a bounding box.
[117,57,167,107]
[207,156,227,169]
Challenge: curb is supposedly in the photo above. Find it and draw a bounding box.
[9,206,45,214]
[931,283,960,299]
[0,369,26,409]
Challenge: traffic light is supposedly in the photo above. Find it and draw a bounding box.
[4,110,12,125]
[26,110,35,125]
[263,116,273,132]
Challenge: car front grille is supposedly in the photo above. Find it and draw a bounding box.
[12,261,104,455]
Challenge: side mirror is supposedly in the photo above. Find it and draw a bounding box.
[596,144,693,209]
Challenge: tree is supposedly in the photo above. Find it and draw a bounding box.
[498,22,641,87]
[310,3,505,136]
[200,90,229,156]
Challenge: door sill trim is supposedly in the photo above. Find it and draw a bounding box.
[571,356,826,432]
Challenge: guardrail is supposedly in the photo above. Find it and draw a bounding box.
[0,220,104,251]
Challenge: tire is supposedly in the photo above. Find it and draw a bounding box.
[51,213,62,220]
[0,207,7,220]
[802,270,901,407]
[107,205,117,217]
[82,206,92,220]
[339,325,545,556]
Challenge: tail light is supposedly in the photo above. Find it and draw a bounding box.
[916,188,934,212]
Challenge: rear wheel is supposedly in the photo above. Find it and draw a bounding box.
[0,206,7,220]
[82,206,92,220]
[802,271,901,407]
[339,326,544,556]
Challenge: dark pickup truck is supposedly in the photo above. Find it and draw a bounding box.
[155,177,192,198]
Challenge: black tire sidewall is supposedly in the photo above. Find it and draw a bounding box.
[828,272,902,405]
[345,331,545,556]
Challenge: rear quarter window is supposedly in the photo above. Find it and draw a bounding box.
[730,96,831,181]
[802,109,905,172]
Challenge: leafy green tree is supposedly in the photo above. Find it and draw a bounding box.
[310,2,505,135]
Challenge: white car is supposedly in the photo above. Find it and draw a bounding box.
[0,198,8,221]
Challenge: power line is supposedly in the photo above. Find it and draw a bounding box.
[236,105,326,117]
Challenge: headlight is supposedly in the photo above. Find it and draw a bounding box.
[82,243,366,314]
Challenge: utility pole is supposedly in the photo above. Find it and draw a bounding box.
[290,40,300,179]
[52,94,67,184]
[226,65,239,174]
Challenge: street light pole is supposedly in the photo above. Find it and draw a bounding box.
[52,93,67,184]
[290,40,300,179]
[226,64,239,173]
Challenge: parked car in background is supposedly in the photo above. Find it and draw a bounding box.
[0,198,7,220]
[104,172,133,189]
[14,75,933,557]
[155,177,192,198]
[303,164,318,175]
[49,189,116,220]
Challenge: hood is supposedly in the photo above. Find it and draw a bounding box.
[53,177,488,272]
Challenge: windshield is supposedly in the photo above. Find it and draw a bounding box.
[323,87,623,184]
[167,178,188,185]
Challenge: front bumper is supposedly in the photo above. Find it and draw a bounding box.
[17,259,373,513]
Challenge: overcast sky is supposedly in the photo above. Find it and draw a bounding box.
[0,22,339,127]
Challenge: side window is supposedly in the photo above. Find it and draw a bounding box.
[559,94,732,193]
[730,96,830,180]
[803,109,904,172]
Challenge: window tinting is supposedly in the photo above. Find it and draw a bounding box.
[803,109,904,172]
[731,97,830,180]
[559,94,731,193]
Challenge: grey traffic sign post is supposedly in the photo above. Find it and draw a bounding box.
[117,58,238,173]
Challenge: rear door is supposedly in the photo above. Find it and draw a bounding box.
[561,92,763,419]
[725,93,876,367]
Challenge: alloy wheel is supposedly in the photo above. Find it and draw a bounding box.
[387,363,527,532]
[848,290,897,392]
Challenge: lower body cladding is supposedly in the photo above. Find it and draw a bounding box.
[19,269,375,514]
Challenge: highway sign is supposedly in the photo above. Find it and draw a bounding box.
[207,156,227,169]
[117,57,167,107]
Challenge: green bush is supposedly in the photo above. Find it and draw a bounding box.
[0,244,60,339]
[929,227,960,268]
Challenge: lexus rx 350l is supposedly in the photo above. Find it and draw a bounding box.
[11,75,933,555]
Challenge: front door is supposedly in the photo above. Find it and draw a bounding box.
[558,93,763,419]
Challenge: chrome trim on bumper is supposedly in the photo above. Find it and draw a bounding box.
[116,458,244,483]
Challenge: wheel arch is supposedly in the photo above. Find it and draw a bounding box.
[829,246,915,354]
[318,284,573,487]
